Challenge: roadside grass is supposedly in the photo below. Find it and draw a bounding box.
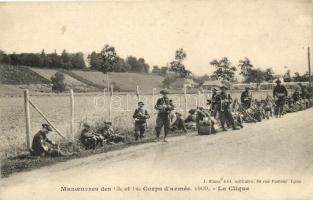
[1,130,186,178]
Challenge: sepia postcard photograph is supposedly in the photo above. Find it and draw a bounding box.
[0,0,312,199]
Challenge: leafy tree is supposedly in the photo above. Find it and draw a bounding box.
[192,74,211,86]
[239,57,254,78]
[51,72,66,92]
[160,67,168,76]
[263,68,275,82]
[210,57,237,81]
[0,50,11,64]
[88,51,102,70]
[152,65,161,74]
[169,48,191,78]
[293,72,312,82]
[98,44,119,73]
[112,57,131,72]
[69,52,86,69]
[162,74,179,88]
[283,69,292,82]
[61,50,70,64]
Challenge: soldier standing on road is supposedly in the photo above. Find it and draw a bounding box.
[240,86,253,109]
[273,79,288,118]
[31,123,63,157]
[133,101,150,141]
[207,87,219,118]
[154,89,174,142]
[215,86,240,131]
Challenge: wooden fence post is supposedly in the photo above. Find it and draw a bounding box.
[70,89,74,141]
[126,93,129,111]
[136,85,140,102]
[103,88,106,111]
[197,90,201,107]
[152,88,156,110]
[24,90,31,151]
[109,84,114,122]
[184,85,187,117]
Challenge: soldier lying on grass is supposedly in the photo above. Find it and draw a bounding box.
[80,123,104,150]
[100,121,126,144]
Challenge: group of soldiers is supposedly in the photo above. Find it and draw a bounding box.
[30,80,312,156]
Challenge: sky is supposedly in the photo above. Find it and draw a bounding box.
[0,0,312,77]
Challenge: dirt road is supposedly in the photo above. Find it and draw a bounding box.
[1,108,313,200]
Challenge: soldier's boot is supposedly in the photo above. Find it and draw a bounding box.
[134,133,139,141]
[221,124,227,131]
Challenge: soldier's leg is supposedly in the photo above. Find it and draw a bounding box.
[163,116,170,140]
[225,110,237,129]
[134,123,140,141]
[274,101,279,117]
[219,111,227,131]
[139,125,145,138]
[155,117,164,139]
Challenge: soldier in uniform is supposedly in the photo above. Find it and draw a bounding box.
[31,123,63,157]
[207,87,219,118]
[133,101,150,141]
[215,85,240,131]
[273,79,288,117]
[154,89,174,142]
[170,112,187,133]
[101,121,125,144]
[80,122,104,149]
[292,88,302,103]
[240,86,253,109]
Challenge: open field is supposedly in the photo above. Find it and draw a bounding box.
[0,90,274,159]
[72,70,164,92]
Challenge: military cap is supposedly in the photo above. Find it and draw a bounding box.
[275,79,281,84]
[175,112,182,116]
[188,109,196,114]
[138,101,145,105]
[220,85,228,89]
[42,123,52,131]
[245,86,251,89]
[104,121,112,125]
[83,122,90,128]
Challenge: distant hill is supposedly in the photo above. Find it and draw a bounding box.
[0,65,50,85]
[0,65,165,94]
[71,70,164,93]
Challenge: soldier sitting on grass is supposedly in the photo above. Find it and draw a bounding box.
[80,122,104,150]
[31,123,64,157]
[101,121,125,144]
[170,112,188,133]
[133,101,150,141]
[184,109,198,130]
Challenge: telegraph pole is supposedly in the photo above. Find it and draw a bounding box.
[308,47,312,87]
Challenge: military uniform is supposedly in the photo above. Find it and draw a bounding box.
[273,82,288,117]
[101,123,125,144]
[215,90,238,131]
[292,91,301,102]
[80,126,103,149]
[240,90,252,109]
[133,105,150,140]
[31,124,62,157]
[154,91,174,140]
[171,112,187,133]
[211,90,219,118]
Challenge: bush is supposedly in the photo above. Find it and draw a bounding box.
[51,72,66,92]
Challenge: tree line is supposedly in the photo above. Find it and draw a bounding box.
[1,46,311,84]
[0,50,86,69]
